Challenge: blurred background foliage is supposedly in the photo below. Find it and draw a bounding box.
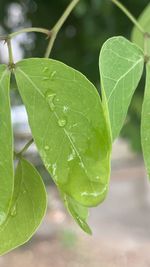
[0,0,149,152]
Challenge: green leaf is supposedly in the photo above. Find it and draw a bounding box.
[14,58,111,207]
[0,158,47,256]
[62,192,92,235]
[132,4,150,52]
[0,65,13,225]
[99,36,144,140]
[141,62,150,176]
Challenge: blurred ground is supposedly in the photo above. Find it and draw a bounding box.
[1,139,150,267]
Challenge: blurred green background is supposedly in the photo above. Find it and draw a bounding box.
[0,0,149,152]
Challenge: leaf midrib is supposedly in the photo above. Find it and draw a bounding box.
[102,57,143,103]
[16,67,88,175]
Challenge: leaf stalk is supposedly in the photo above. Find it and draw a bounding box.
[15,138,34,157]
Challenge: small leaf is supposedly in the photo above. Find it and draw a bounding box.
[0,158,47,256]
[62,192,92,235]
[0,65,13,225]
[14,58,111,207]
[141,62,150,176]
[132,4,150,51]
[99,36,144,140]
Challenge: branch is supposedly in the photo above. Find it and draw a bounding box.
[45,0,80,58]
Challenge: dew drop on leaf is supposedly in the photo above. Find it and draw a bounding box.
[50,71,56,79]
[0,212,6,225]
[42,77,49,81]
[42,67,48,73]
[46,92,56,111]
[58,118,67,127]
[63,106,69,113]
[67,149,76,162]
[44,145,50,151]
[10,205,17,217]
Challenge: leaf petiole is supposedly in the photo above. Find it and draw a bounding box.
[9,27,51,39]
[15,138,34,158]
[6,38,14,67]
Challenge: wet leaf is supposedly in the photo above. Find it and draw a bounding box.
[62,192,92,235]
[15,58,111,207]
[0,65,13,226]
[99,36,144,140]
[0,158,47,256]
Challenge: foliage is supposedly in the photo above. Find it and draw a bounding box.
[0,0,150,256]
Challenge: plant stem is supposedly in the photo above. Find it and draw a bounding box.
[16,138,34,157]
[6,38,14,65]
[45,0,80,58]
[9,27,51,39]
[111,0,145,34]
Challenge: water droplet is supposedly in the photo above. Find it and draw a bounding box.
[0,211,6,225]
[44,145,50,151]
[81,185,108,198]
[67,149,76,162]
[52,163,57,181]
[50,71,56,79]
[43,67,48,73]
[42,77,49,81]
[63,106,69,113]
[10,205,17,217]
[79,162,84,169]
[46,92,56,111]
[45,162,51,170]
[58,118,67,127]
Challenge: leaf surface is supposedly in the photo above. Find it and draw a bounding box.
[99,36,144,140]
[0,65,13,225]
[141,62,150,176]
[0,158,47,256]
[15,58,111,207]
[62,192,92,234]
[132,4,150,52]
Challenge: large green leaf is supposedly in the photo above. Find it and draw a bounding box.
[132,4,150,52]
[99,36,144,140]
[0,65,13,226]
[0,158,47,255]
[14,58,111,207]
[61,191,92,234]
[141,62,150,176]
